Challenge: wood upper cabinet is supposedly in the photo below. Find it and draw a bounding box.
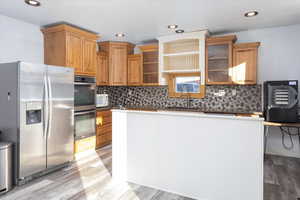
[205,35,237,85]
[139,44,159,86]
[96,52,109,85]
[232,42,260,85]
[98,41,135,86]
[82,39,97,75]
[66,32,83,73]
[42,24,99,77]
[110,45,128,85]
[128,54,142,85]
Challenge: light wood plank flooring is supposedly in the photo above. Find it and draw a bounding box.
[1,145,300,200]
[0,145,193,200]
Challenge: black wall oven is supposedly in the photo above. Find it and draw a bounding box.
[74,76,96,111]
[74,76,96,140]
[74,110,96,140]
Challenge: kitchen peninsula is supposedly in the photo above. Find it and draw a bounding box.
[112,109,264,200]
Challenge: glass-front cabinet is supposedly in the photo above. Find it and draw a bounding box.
[139,44,159,86]
[205,35,237,85]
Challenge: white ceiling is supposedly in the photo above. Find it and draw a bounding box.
[0,0,300,44]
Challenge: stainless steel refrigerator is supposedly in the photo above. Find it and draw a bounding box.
[0,62,74,184]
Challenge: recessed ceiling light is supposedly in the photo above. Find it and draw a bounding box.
[175,29,184,34]
[244,11,258,17]
[25,0,41,6]
[168,24,178,29]
[115,33,125,38]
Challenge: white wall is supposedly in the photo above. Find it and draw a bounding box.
[231,24,300,84]
[0,14,44,63]
[220,24,300,158]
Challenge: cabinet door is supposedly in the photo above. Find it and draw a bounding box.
[96,110,112,149]
[66,33,83,73]
[206,42,233,85]
[110,45,128,85]
[96,52,109,85]
[142,51,159,85]
[96,110,112,128]
[83,39,97,76]
[128,54,142,85]
[232,43,259,85]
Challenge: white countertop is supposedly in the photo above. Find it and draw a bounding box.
[111,109,264,121]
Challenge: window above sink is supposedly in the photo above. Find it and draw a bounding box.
[168,72,205,98]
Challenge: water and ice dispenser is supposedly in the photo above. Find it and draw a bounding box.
[25,102,42,125]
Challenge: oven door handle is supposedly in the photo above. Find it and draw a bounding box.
[75,110,96,116]
[74,82,96,86]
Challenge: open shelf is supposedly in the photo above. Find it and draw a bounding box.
[158,31,208,86]
[163,54,199,71]
[163,39,199,54]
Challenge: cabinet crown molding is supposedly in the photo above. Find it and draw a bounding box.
[234,42,261,49]
[41,24,99,40]
[157,30,209,43]
[206,35,237,44]
[98,41,135,48]
[138,43,159,52]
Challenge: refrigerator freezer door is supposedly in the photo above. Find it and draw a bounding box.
[46,66,74,168]
[19,62,47,178]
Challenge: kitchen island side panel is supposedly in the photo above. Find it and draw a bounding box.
[112,110,264,200]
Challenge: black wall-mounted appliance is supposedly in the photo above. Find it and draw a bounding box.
[264,80,298,123]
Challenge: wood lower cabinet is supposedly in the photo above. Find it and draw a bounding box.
[98,42,135,86]
[96,52,109,85]
[42,24,99,77]
[96,110,112,148]
[232,42,260,85]
[128,54,142,85]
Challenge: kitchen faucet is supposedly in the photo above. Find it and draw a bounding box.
[180,94,192,108]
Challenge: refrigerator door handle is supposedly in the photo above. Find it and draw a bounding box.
[47,76,53,139]
[43,76,49,139]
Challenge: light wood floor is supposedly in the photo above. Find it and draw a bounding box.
[0,145,193,200]
[1,145,300,200]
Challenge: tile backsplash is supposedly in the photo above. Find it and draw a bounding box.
[97,85,262,113]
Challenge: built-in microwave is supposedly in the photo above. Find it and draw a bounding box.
[96,94,109,107]
[74,76,96,111]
